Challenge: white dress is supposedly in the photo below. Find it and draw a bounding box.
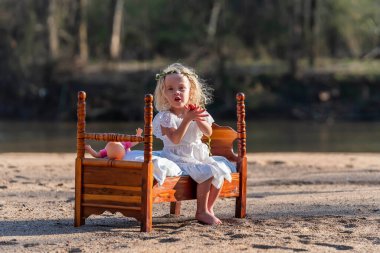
[152,111,233,189]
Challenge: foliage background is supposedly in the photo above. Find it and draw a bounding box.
[0,0,379,121]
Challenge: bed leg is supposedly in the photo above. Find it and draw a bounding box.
[74,158,85,226]
[74,212,85,227]
[141,162,153,232]
[235,157,247,218]
[170,201,182,216]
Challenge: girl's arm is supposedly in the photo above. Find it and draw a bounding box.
[161,118,192,144]
[195,116,212,137]
[191,106,212,137]
[162,108,208,144]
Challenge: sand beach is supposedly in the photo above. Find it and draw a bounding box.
[0,152,379,252]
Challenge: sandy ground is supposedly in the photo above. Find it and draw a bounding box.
[0,152,379,253]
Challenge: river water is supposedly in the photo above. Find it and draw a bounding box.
[0,120,379,153]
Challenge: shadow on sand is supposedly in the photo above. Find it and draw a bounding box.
[0,214,198,237]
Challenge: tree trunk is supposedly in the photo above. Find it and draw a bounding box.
[308,0,317,67]
[207,0,223,43]
[110,0,124,60]
[47,0,59,60]
[78,0,88,63]
[288,0,303,77]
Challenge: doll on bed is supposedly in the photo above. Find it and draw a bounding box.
[85,128,143,160]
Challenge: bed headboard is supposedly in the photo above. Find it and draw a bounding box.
[202,93,246,163]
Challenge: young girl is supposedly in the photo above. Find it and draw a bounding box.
[85,128,143,160]
[153,63,232,225]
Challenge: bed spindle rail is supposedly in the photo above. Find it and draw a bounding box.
[84,133,144,143]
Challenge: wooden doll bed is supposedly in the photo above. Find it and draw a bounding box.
[74,91,247,232]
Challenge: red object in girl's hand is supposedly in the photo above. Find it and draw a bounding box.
[188,104,196,110]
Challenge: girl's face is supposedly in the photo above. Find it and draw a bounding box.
[163,73,190,112]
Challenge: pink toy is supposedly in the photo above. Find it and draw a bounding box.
[85,128,143,160]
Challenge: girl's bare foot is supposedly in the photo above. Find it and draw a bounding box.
[196,211,221,225]
[213,215,222,224]
[207,208,222,224]
[209,211,222,224]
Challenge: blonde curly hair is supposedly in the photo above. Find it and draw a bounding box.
[154,63,213,112]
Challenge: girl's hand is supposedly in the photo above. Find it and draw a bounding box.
[187,104,196,111]
[184,104,208,122]
[135,128,143,136]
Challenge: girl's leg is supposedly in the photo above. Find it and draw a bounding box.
[195,178,221,225]
[207,184,222,216]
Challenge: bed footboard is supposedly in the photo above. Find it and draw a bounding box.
[75,92,154,232]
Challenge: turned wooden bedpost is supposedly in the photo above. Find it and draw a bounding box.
[141,94,154,232]
[236,92,247,218]
[75,91,86,226]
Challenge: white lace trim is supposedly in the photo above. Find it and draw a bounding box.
[153,111,177,139]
